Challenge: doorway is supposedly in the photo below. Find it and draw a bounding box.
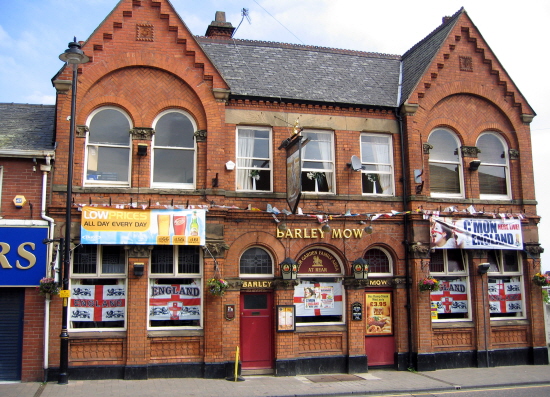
[240,292,273,369]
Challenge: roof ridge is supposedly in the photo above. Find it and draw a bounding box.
[402,7,464,59]
[196,36,401,60]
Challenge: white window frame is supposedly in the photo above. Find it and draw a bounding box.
[487,250,525,320]
[301,130,335,194]
[151,109,197,189]
[428,128,464,199]
[363,247,393,277]
[476,132,511,200]
[239,246,274,279]
[69,245,127,332]
[83,106,132,187]
[429,249,472,322]
[360,133,395,196]
[235,126,272,192]
[147,245,203,330]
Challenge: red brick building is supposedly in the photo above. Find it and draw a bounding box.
[42,0,547,381]
[0,103,56,381]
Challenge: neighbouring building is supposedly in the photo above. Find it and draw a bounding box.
[33,0,549,381]
[0,103,56,381]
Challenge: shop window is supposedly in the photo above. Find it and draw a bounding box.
[152,110,196,189]
[360,134,394,195]
[363,247,393,276]
[84,107,131,186]
[429,249,471,321]
[69,245,127,330]
[428,129,463,198]
[476,133,510,199]
[236,127,272,191]
[301,130,335,194]
[239,247,273,277]
[487,250,524,318]
[293,248,344,325]
[148,245,202,329]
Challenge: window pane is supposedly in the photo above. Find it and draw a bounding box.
[429,250,444,273]
[428,130,459,161]
[361,135,390,164]
[89,109,130,145]
[244,294,267,309]
[295,281,343,324]
[487,250,500,272]
[363,249,390,273]
[86,146,130,182]
[447,249,465,272]
[430,277,468,319]
[155,112,194,148]
[502,251,519,272]
[153,148,194,184]
[102,246,125,274]
[479,165,507,195]
[478,134,506,165]
[429,163,460,193]
[177,246,200,274]
[237,128,271,191]
[73,245,97,274]
[240,247,272,275]
[151,245,174,274]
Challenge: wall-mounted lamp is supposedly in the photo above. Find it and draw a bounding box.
[469,160,481,171]
[478,263,490,274]
[321,222,331,233]
[280,257,298,280]
[134,263,145,277]
[225,160,235,170]
[137,144,148,156]
[352,258,369,279]
[277,222,288,231]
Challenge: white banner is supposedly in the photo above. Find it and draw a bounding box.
[430,217,522,250]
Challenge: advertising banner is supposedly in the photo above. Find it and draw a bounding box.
[430,279,468,314]
[0,226,48,286]
[80,207,206,245]
[149,282,201,321]
[294,282,342,316]
[70,284,126,322]
[488,279,522,314]
[365,293,392,335]
[430,216,522,250]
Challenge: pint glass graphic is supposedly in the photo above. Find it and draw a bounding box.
[173,215,187,235]
[157,214,170,235]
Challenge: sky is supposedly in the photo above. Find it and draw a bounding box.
[1,0,549,272]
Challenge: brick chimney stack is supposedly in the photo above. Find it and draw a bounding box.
[205,11,235,39]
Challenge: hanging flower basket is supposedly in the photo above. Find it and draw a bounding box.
[532,273,550,287]
[418,277,440,292]
[36,277,60,296]
[207,278,229,296]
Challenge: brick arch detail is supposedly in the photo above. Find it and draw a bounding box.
[225,231,286,269]
[78,95,140,127]
[148,100,204,129]
[424,118,466,147]
[473,123,518,149]
[415,81,522,132]
[78,52,219,121]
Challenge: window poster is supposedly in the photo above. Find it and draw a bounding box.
[430,279,468,314]
[488,279,522,314]
[70,284,126,322]
[365,293,392,335]
[293,282,342,316]
[149,282,201,321]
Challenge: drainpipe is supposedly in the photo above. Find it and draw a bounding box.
[395,108,414,370]
[40,155,55,379]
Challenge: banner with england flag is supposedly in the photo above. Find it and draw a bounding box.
[70,284,126,322]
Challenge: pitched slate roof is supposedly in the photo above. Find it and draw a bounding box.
[197,38,401,108]
[400,8,463,105]
[0,103,55,152]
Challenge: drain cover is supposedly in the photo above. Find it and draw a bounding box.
[305,374,364,383]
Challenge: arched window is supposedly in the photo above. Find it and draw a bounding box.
[476,133,510,199]
[428,129,463,198]
[239,247,273,277]
[152,110,196,188]
[363,247,393,276]
[85,107,131,185]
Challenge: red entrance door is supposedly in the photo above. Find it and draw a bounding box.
[240,292,273,369]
